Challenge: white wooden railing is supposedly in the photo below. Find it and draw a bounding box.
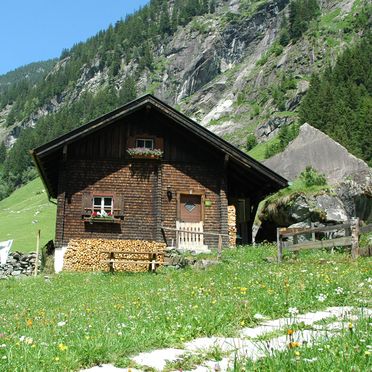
[176,221,208,250]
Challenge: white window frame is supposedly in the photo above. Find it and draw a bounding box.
[135,138,154,149]
[93,196,113,215]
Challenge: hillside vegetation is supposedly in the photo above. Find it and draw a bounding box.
[0,0,371,201]
[300,33,372,165]
[0,178,55,251]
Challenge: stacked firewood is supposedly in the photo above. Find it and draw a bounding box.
[63,239,166,273]
[228,205,237,247]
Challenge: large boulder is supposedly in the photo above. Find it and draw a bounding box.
[264,123,372,185]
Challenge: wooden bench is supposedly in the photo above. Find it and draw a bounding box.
[101,251,165,273]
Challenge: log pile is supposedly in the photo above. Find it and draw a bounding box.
[63,239,166,273]
[228,205,237,247]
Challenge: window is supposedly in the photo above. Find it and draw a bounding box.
[135,138,154,149]
[93,196,113,216]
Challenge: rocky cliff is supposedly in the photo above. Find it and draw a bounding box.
[0,0,365,150]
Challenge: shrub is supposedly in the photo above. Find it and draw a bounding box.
[299,166,327,187]
[246,134,257,151]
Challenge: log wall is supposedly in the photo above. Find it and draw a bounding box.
[54,109,229,250]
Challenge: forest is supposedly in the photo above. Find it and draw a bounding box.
[300,33,372,166]
[0,0,371,199]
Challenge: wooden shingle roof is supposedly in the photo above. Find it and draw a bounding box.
[32,94,287,198]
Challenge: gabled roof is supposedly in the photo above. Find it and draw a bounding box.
[32,94,287,199]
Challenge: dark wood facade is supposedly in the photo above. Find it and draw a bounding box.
[32,95,287,249]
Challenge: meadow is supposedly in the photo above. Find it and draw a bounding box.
[0,178,56,252]
[0,246,370,371]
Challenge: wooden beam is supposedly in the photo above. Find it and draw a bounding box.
[280,223,351,238]
[287,236,352,251]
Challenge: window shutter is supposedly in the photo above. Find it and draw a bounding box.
[127,136,136,148]
[82,192,92,216]
[113,194,124,217]
[154,137,164,150]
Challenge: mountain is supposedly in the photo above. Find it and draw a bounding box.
[0,60,56,92]
[0,0,370,199]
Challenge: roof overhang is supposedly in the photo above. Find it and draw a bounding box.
[32,94,288,199]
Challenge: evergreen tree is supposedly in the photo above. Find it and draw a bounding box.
[0,142,6,164]
[299,34,372,165]
[119,76,137,104]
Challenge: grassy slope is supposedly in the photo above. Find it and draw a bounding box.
[0,178,56,252]
[0,247,370,371]
[248,136,280,161]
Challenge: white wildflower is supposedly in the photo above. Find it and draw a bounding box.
[0,344,6,348]
[316,293,327,302]
[335,287,344,295]
[288,307,299,316]
[57,321,66,327]
[303,357,318,363]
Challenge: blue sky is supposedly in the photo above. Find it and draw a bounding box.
[0,0,150,75]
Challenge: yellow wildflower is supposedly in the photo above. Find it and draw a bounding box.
[58,343,68,352]
[26,319,33,327]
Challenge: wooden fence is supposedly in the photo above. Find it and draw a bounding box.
[277,218,372,262]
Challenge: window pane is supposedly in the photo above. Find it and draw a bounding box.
[136,139,144,148]
[104,198,112,206]
[93,197,101,206]
[144,139,154,149]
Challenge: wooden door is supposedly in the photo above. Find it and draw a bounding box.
[179,194,202,222]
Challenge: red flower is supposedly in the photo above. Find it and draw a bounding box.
[91,212,98,217]
[108,212,112,216]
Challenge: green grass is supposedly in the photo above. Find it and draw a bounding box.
[0,246,370,371]
[240,318,371,371]
[248,136,280,161]
[0,178,56,252]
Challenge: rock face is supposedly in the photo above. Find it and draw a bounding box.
[0,252,41,279]
[1,0,366,152]
[264,123,372,185]
[256,179,372,242]
[255,116,295,141]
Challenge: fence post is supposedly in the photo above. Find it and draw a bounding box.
[218,234,222,259]
[277,228,282,263]
[351,217,360,259]
[175,229,179,249]
[34,230,40,277]
[311,222,315,241]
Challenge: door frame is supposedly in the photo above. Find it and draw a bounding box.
[176,191,205,222]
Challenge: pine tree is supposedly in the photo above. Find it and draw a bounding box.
[0,142,6,164]
[159,4,172,35]
[119,76,137,104]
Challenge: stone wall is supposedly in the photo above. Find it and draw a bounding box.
[0,252,41,279]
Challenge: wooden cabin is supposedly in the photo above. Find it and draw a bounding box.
[32,95,286,268]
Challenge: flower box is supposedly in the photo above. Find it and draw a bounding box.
[127,147,163,159]
[84,216,120,224]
